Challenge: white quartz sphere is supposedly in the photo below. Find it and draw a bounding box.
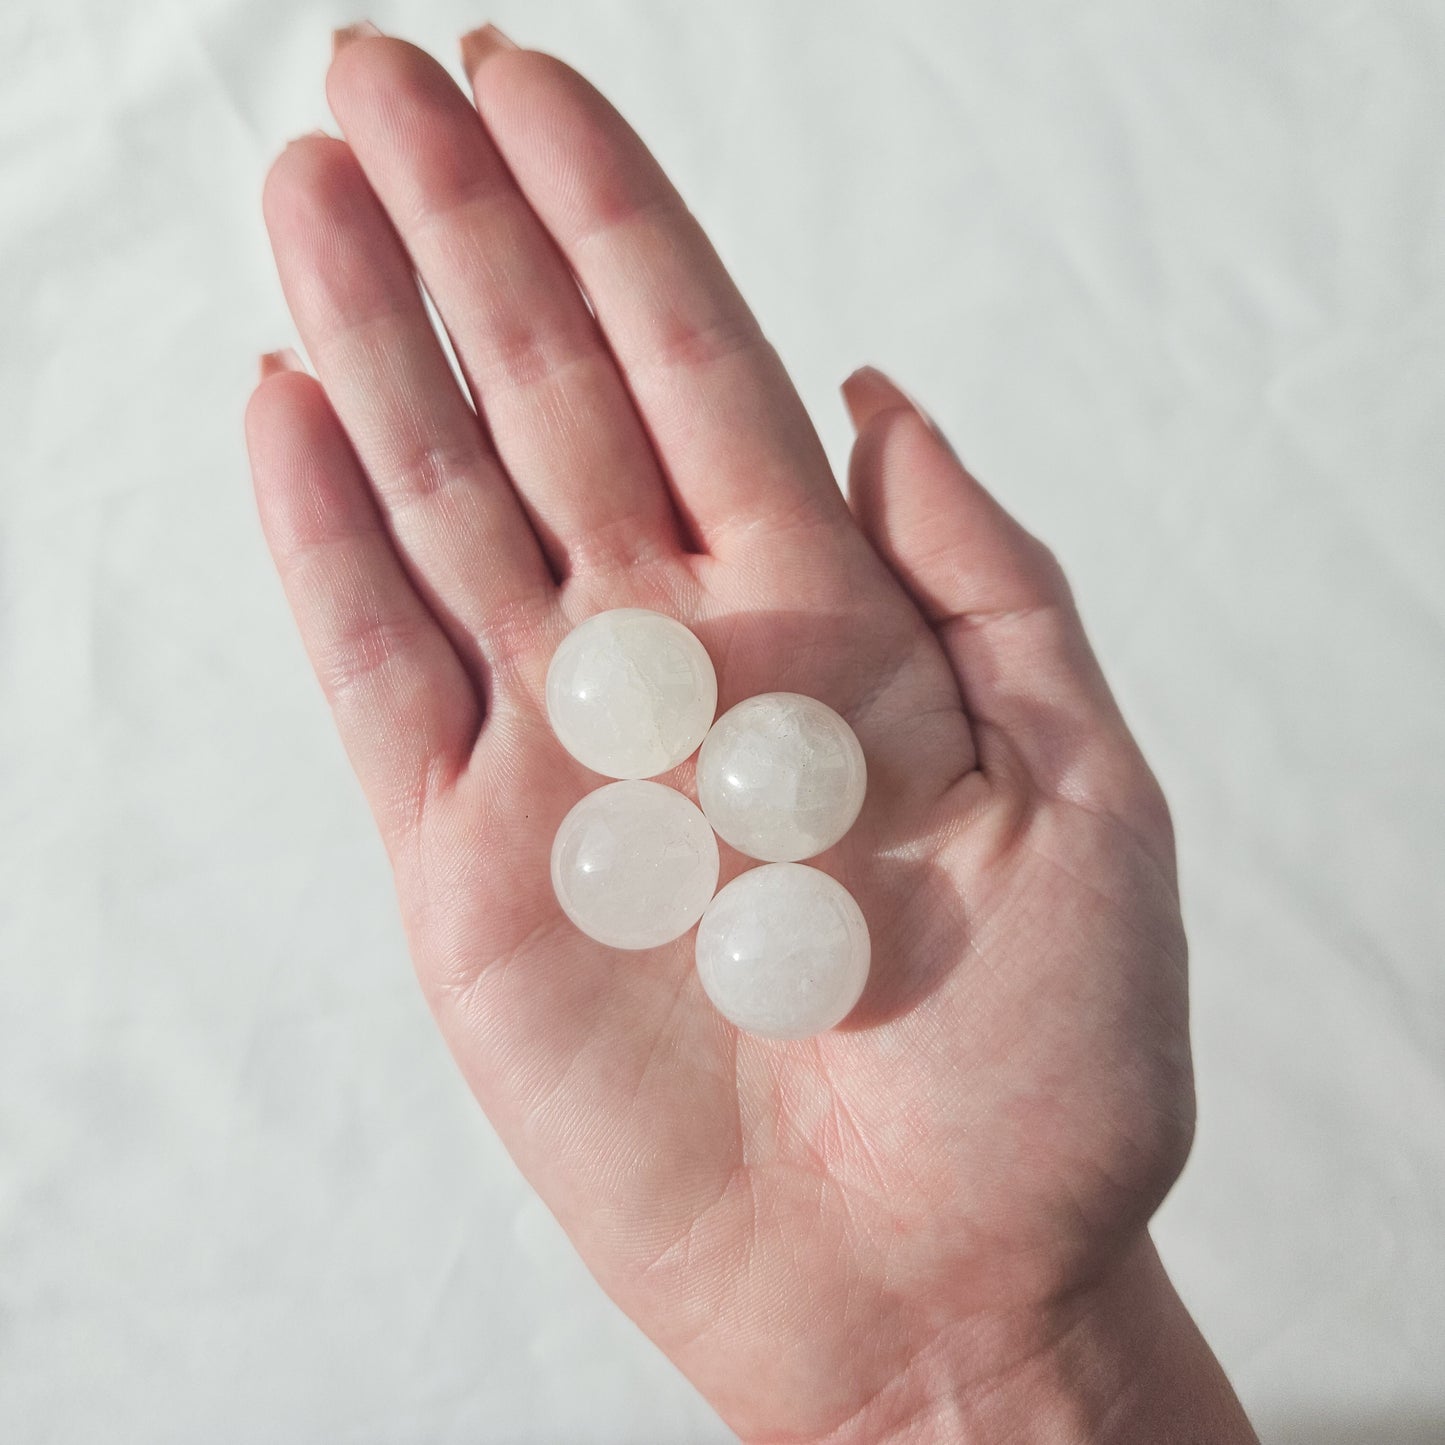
[545,609,717,779]
[696,692,867,862]
[695,863,871,1039]
[551,781,720,950]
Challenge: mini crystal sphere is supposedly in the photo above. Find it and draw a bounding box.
[694,863,871,1039]
[551,781,720,950]
[696,692,867,862]
[545,609,718,779]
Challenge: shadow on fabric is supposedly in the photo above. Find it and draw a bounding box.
[1268,1411,1445,1444]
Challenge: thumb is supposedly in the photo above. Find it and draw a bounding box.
[842,365,1167,834]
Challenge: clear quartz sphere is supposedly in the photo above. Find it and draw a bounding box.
[696,692,867,862]
[694,863,871,1039]
[545,609,718,779]
[551,781,720,950]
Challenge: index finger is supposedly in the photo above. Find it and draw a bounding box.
[460,27,857,556]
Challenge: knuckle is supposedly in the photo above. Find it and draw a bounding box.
[478,322,598,395]
[318,612,424,700]
[385,436,487,505]
[652,310,765,375]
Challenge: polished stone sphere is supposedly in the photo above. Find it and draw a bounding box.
[545,609,717,779]
[551,781,720,949]
[696,692,867,862]
[694,863,871,1039]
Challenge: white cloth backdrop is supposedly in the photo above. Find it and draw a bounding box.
[2,2,1442,1440]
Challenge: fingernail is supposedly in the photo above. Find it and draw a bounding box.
[842,365,965,466]
[840,365,905,430]
[259,348,304,381]
[280,129,330,160]
[842,364,955,455]
[332,20,382,56]
[460,23,519,79]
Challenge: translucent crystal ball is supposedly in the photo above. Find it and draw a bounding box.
[694,863,871,1039]
[551,780,720,949]
[545,609,718,779]
[696,692,867,862]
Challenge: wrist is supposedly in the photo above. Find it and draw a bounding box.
[806,1234,1257,1445]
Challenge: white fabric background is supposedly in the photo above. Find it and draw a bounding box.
[2,1,1442,1440]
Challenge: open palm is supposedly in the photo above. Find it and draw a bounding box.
[245,27,1199,1443]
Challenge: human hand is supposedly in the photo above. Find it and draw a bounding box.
[244,24,1256,1442]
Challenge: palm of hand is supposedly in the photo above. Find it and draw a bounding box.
[408,544,1189,1435]
[247,28,1193,1443]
